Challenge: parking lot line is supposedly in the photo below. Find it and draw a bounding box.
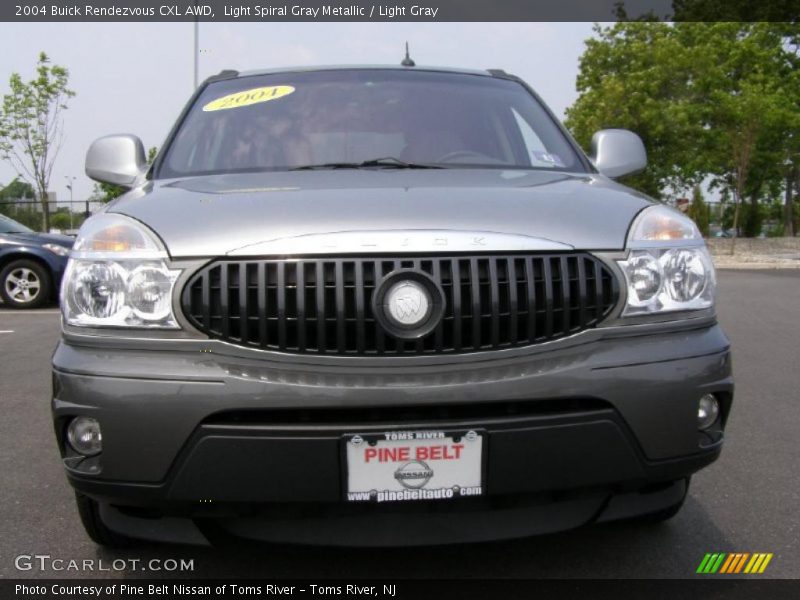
[0,330,14,334]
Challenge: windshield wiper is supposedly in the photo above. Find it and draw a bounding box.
[291,157,445,171]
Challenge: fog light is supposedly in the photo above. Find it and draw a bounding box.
[67,417,102,456]
[697,394,720,430]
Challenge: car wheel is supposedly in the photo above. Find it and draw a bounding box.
[74,492,133,547]
[0,259,52,309]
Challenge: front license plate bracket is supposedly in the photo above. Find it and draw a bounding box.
[342,429,486,503]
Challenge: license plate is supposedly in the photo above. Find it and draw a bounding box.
[344,430,484,503]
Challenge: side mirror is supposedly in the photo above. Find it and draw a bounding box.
[85,134,147,188]
[590,129,647,179]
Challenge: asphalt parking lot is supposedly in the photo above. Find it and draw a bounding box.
[0,269,798,580]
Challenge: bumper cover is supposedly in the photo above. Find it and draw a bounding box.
[52,323,732,544]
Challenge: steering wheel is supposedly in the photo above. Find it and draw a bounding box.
[435,150,504,164]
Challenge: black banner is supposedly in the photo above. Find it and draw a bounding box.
[2,0,799,22]
[4,579,800,600]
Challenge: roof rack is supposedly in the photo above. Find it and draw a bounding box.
[487,69,518,81]
[203,69,239,84]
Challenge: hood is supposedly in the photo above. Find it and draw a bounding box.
[109,169,653,258]
[7,231,74,247]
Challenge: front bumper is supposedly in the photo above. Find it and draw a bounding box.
[52,322,732,545]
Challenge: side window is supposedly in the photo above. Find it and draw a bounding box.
[511,108,565,168]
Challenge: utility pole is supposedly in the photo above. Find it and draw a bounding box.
[64,175,76,230]
[786,164,796,237]
[193,5,199,89]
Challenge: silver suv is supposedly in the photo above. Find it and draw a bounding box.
[53,66,732,546]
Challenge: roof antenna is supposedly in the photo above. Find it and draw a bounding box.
[401,42,415,67]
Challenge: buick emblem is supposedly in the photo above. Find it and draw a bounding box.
[372,269,445,340]
[385,280,430,326]
[394,460,434,489]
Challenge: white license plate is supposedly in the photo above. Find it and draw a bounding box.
[344,430,484,503]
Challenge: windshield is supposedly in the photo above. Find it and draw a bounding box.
[0,214,33,234]
[158,69,586,177]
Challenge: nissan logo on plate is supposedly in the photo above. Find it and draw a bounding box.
[394,460,434,489]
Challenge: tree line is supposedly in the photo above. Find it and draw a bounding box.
[565,21,799,237]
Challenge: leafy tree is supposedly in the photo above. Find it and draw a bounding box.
[565,22,696,199]
[0,177,35,199]
[785,154,798,236]
[688,185,710,237]
[720,201,735,232]
[565,22,799,245]
[0,53,75,232]
[50,211,72,230]
[90,181,125,204]
[0,178,36,218]
[693,24,798,246]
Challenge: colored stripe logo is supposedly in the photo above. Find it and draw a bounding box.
[697,553,773,574]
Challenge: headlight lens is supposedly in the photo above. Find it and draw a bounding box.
[661,248,709,302]
[624,251,662,306]
[43,243,71,257]
[127,264,175,321]
[71,261,128,319]
[61,214,180,328]
[618,206,715,316]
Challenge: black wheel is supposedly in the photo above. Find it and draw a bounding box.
[74,492,133,547]
[0,259,52,309]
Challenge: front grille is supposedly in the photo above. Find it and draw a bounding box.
[181,254,618,356]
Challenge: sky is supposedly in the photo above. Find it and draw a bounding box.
[0,22,599,202]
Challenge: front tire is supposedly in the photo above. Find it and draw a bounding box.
[0,259,52,309]
[74,492,133,547]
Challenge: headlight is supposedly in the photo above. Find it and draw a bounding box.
[618,206,715,316]
[43,243,71,257]
[61,214,180,328]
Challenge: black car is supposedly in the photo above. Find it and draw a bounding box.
[0,214,73,308]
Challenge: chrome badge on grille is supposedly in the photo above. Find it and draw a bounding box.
[373,270,445,340]
[385,280,430,326]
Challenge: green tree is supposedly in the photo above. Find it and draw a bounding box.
[785,163,797,236]
[90,181,125,204]
[565,21,696,199]
[50,211,72,230]
[688,186,710,237]
[565,22,799,245]
[0,177,36,218]
[0,177,35,199]
[693,24,798,246]
[0,53,75,232]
